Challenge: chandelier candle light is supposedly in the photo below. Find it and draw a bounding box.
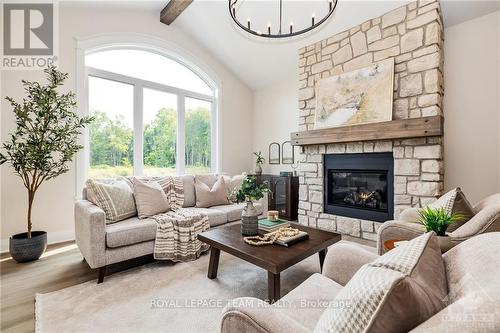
[229,0,338,39]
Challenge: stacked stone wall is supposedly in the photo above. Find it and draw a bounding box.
[297,0,445,242]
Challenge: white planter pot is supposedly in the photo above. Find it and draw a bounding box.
[437,235,452,253]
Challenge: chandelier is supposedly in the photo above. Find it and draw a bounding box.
[229,0,338,39]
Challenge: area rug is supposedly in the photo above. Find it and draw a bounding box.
[36,249,322,332]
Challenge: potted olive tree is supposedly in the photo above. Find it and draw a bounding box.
[417,207,464,252]
[0,66,93,262]
[236,175,269,236]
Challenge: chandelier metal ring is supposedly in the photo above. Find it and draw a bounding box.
[229,0,338,39]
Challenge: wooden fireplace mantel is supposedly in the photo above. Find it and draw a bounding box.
[290,115,443,146]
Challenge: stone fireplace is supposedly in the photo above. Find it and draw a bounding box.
[295,0,444,243]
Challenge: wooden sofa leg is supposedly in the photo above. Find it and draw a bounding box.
[97,266,106,284]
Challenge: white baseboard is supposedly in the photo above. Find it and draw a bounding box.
[0,230,75,253]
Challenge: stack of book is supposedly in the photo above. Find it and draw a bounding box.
[275,231,309,247]
[258,218,290,232]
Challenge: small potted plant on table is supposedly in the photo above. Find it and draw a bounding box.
[0,66,93,262]
[417,207,464,252]
[236,175,269,236]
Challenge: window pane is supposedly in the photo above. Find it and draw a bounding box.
[88,76,134,179]
[143,88,177,176]
[86,50,213,95]
[185,97,211,175]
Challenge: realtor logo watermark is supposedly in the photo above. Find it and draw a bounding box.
[2,2,58,69]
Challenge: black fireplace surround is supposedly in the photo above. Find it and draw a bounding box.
[324,153,394,222]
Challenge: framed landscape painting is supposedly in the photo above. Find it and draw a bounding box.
[314,58,394,129]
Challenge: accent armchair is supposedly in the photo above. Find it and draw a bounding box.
[377,193,500,254]
[220,233,500,332]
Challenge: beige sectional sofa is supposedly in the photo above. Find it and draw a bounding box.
[75,174,264,282]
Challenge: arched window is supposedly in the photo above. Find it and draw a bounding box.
[84,48,216,178]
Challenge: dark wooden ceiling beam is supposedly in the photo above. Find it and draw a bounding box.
[160,0,193,25]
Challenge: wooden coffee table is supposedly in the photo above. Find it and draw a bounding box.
[197,223,341,302]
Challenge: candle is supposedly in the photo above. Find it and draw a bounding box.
[289,22,293,34]
[267,210,279,221]
[312,13,315,26]
[267,23,271,35]
[247,18,251,29]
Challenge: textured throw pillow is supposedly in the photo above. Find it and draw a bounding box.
[315,232,447,333]
[428,187,475,232]
[221,174,244,203]
[132,178,170,218]
[195,176,229,208]
[85,179,137,223]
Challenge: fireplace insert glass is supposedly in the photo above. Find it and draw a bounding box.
[324,153,394,222]
[328,170,388,212]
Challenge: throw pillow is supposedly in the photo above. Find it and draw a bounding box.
[132,178,170,218]
[428,187,475,232]
[314,232,447,333]
[221,174,244,203]
[127,176,184,210]
[195,176,229,208]
[179,175,196,207]
[85,179,137,223]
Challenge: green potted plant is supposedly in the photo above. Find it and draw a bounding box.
[236,175,269,236]
[417,207,464,252]
[0,66,93,262]
[253,151,264,175]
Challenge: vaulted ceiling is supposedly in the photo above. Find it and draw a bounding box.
[172,0,500,90]
[65,0,500,90]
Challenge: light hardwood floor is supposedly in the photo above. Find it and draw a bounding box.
[0,242,152,332]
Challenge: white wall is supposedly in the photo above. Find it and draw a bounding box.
[251,11,500,205]
[252,80,300,175]
[0,5,254,250]
[443,11,500,204]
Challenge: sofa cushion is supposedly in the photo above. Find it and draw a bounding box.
[212,202,264,222]
[195,177,229,208]
[132,178,170,218]
[85,178,137,223]
[179,175,196,207]
[315,232,447,333]
[428,187,475,232]
[186,207,227,227]
[105,217,157,248]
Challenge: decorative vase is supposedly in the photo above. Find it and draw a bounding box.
[9,231,47,263]
[241,201,259,236]
[254,164,262,176]
[437,235,452,253]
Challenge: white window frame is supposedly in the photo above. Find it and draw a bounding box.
[87,66,215,176]
[75,34,222,199]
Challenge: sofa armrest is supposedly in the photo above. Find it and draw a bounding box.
[321,243,379,286]
[74,200,106,268]
[376,220,426,255]
[221,297,309,333]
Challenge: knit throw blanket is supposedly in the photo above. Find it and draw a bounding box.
[151,208,210,261]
